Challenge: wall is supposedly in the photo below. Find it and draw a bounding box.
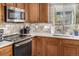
[0,23,30,36]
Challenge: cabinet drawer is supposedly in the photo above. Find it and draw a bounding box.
[62,39,79,46]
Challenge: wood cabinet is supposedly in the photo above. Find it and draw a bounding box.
[28,3,48,23]
[0,3,48,23]
[39,3,48,23]
[6,3,25,9]
[28,3,39,23]
[62,45,77,56]
[5,3,16,7]
[45,38,60,56]
[0,45,13,56]
[16,3,25,9]
[62,39,79,56]
[32,36,44,56]
[24,3,29,22]
[0,3,4,24]
[32,37,60,56]
[32,36,79,56]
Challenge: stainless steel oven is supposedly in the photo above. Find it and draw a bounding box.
[13,38,32,56]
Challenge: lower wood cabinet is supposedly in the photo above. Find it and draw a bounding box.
[62,39,79,56]
[45,38,60,56]
[62,45,77,56]
[0,45,13,56]
[32,36,79,56]
[32,37,44,56]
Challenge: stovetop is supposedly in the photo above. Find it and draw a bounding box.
[4,34,32,43]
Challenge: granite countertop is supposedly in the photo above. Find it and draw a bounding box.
[29,33,79,40]
[1,32,79,48]
[0,34,30,48]
[0,40,13,48]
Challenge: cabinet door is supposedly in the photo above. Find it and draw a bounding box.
[28,3,39,23]
[0,45,13,56]
[3,45,13,56]
[32,37,37,56]
[0,3,4,24]
[39,3,48,23]
[24,3,29,22]
[16,3,25,9]
[36,37,45,56]
[63,45,77,56]
[45,38,60,56]
[62,39,79,56]
[32,36,45,56]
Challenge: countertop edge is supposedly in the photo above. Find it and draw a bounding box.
[0,41,13,48]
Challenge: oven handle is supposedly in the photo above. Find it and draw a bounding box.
[15,39,32,47]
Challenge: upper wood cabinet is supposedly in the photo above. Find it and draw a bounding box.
[0,3,48,23]
[39,3,48,23]
[24,3,29,22]
[5,3,17,7]
[16,3,25,9]
[28,3,39,23]
[28,3,48,23]
[0,3,4,24]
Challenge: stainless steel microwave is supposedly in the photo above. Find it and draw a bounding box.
[4,6,25,22]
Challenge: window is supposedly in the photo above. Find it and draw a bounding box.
[49,3,77,36]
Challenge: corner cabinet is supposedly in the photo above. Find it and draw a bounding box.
[32,36,79,56]
[32,36,60,56]
[0,45,13,56]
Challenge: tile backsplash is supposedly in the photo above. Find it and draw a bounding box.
[0,22,79,36]
[0,23,30,36]
[30,23,52,34]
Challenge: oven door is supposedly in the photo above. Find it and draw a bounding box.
[13,39,32,56]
